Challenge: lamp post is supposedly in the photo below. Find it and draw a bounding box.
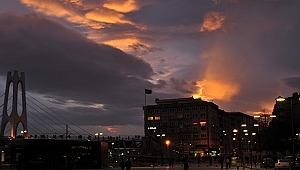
[95,132,103,141]
[21,130,27,139]
[254,113,276,170]
[166,140,170,158]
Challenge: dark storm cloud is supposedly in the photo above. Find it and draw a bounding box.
[0,12,156,125]
[128,43,164,56]
[170,78,193,94]
[280,77,300,90]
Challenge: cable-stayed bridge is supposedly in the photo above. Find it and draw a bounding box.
[0,92,93,140]
[0,71,95,140]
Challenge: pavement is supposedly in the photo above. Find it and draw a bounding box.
[105,161,266,170]
[0,161,267,170]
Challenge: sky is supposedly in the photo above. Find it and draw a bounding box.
[0,0,299,137]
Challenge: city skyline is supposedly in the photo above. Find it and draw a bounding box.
[0,0,299,136]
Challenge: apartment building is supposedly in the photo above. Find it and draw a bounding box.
[143,97,220,157]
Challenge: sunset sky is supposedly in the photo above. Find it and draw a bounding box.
[0,0,299,137]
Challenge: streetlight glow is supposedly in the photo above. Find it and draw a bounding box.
[165,140,170,145]
[275,96,285,102]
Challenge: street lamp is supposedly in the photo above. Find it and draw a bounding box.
[95,132,103,141]
[21,130,27,139]
[166,140,170,157]
[157,134,165,158]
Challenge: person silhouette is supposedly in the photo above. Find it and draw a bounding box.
[120,159,125,170]
[125,158,131,170]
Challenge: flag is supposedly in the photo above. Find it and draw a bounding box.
[145,89,152,94]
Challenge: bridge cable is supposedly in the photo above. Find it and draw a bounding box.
[25,92,92,135]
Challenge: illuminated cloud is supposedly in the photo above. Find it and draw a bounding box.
[104,38,139,51]
[20,0,135,28]
[103,0,140,13]
[200,11,226,32]
[85,8,133,24]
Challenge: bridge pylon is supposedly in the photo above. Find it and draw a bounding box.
[1,71,28,139]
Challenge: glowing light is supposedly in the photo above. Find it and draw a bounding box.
[275,96,285,102]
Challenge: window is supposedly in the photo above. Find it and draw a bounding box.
[185,128,190,132]
[200,113,206,117]
[185,107,190,111]
[169,115,175,119]
[161,109,167,113]
[192,107,198,111]
[200,121,206,126]
[154,116,160,120]
[185,134,191,138]
[200,134,207,138]
[199,106,206,110]
[148,117,153,120]
[177,114,183,118]
[200,140,207,145]
[184,121,191,125]
[147,110,153,114]
[169,122,175,126]
[154,109,159,113]
[177,108,183,112]
[169,108,175,112]
[192,114,198,118]
[184,114,191,118]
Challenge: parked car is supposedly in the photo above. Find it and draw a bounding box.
[261,158,275,168]
[275,159,291,170]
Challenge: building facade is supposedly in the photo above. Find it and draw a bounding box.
[143,97,220,157]
[273,92,300,123]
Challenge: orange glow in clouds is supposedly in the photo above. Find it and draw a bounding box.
[193,80,239,102]
[85,9,133,24]
[103,0,140,13]
[104,38,140,51]
[106,126,118,133]
[193,46,240,102]
[200,11,226,32]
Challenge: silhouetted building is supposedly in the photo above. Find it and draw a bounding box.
[273,92,300,123]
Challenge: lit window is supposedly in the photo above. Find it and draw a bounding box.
[200,121,206,126]
[155,116,160,120]
[148,117,153,120]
